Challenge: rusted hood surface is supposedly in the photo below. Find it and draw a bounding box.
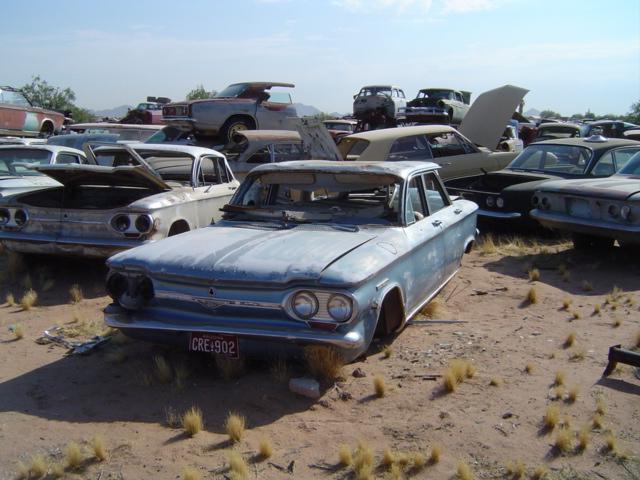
[35,164,171,191]
[538,176,640,201]
[108,224,376,285]
[459,85,528,149]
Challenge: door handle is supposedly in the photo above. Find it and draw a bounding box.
[437,162,452,166]
[432,220,442,227]
[454,208,462,214]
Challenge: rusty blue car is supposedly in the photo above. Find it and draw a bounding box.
[104,161,478,361]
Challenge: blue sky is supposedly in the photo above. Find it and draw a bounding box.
[2,0,639,116]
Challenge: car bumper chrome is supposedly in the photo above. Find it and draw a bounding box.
[531,210,640,242]
[477,209,522,219]
[104,303,367,360]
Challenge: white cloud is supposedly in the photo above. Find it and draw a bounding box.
[441,0,498,13]
[331,0,433,13]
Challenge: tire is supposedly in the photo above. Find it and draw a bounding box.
[220,117,254,144]
[571,233,614,250]
[39,122,54,138]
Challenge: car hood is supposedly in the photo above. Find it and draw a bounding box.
[0,175,60,191]
[34,164,171,191]
[536,176,640,201]
[108,224,377,285]
[459,85,528,150]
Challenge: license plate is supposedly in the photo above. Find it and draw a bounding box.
[567,198,591,218]
[188,332,239,358]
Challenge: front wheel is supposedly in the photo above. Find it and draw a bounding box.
[572,233,614,250]
[220,117,253,144]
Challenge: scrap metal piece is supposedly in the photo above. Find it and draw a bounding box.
[602,344,640,377]
[37,326,111,354]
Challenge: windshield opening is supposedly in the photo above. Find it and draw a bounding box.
[226,172,403,226]
[418,90,453,100]
[617,151,640,176]
[508,144,592,175]
[0,149,51,176]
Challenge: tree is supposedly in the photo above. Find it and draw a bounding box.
[20,75,76,111]
[186,85,214,101]
[624,100,640,124]
[539,109,562,119]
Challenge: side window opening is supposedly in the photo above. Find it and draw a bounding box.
[404,176,428,225]
[591,152,615,176]
[56,154,81,164]
[423,172,450,214]
[198,157,220,186]
[388,135,432,161]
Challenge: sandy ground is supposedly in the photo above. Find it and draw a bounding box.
[0,238,639,480]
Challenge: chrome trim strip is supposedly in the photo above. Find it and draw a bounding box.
[154,290,281,310]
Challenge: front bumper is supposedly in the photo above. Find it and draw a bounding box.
[0,231,147,258]
[104,303,369,362]
[531,209,640,243]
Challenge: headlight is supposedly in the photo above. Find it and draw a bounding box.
[135,214,153,233]
[540,196,550,209]
[291,291,319,319]
[0,208,10,225]
[608,204,619,218]
[107,273,154,310]
[496,197,504,208]
[327,294,353,322]
[620,205,631,220]
[106,272,128,300]
[531,195,539,207]
[112,214,130,232]
[485,196,495,207]
[14,209,27,226]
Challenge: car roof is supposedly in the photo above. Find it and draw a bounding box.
[0,144,85,155]
[227,82,295,89]
[68,123,162,130]
[360,85,401,89]
[345,125,457,142]
[531,137,640,150]
[99,143,226,159]
[249,160,439,178]
[538,122,581,129]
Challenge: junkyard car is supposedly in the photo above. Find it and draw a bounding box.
[64,123,162,141]
[531,151,640,249]
[352,85,407,128]
[0,144,238,257]
[162,82,298,144]
[120,97,171,125]
[403,88,471,125]
[323,119,357,142]
[532,122,582,142]
[446,136,640,225]
[0,86,65,137]
[0,145,88,197]
[103,160,478,361]
[580,120,637,139]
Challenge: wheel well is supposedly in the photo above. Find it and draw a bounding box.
[40,121,54,133]
[375,287,405,336]
[225,114,256,129]
[168,220,190,236]
[464,239,475,254]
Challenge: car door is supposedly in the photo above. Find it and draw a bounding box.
[401,173,446,311]
[193,155,238,225]
[255,91,295,129]
[425,131,489,180]
[588,146,640,176]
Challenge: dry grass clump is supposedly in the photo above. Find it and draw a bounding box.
[457,460,474,480]
[567,386,579,403]
[269,358,289,383]
[91,436,107,461]
[551,386,565,401]
[373,375,387,398]
[603,432,618,454]
[50,462,65,478]
[593,304,601,315]
[581,280,593,292]
[22,274,32,290]
[532,465,548,479]
[526,287,538,304]
[592,414,604,430]
[338,444,353,466]
[381,447,395,467]
[227,450,248,479]
[544,405,560,430]
[569,347,585,361]
[595,398,606,415]
[571,310,581,320]
[182,466,201,480]
[258,437,273,460]
[165,406,181,428]
[422,297,444,318]
[563,332,576,348]
[635,331,640,348]
[506,460,526,479]
[65,441,83,470]
[69,284,83,304]
[410,451,426,471]
[352,440,374,479]
[554,371,566,386]
[613,317,622,328]
[41,278,55,292]
[15,460,29,479]
[5,292,16,306]
[442,359,475,392]
[215,356,245,381]
[304,345,344,380]
[524,363,534,374]
[429,444,442,464]
[478,233,497,255]
[20,289,37,310]
[29,454,47,477]
[225,412,246,443]
[554,429,572,453]
[489,377,502,387]
[12,323,24,340]
[382,345,393,359]
[528,268,540,282]
[174,362,190,389]
[153,355,173,383]
[183,406,203,436]
[577,426,590,452]
[562,297,572,310]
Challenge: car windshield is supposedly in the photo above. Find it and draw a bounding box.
[0,149,51,176]
[537,126,580,138]
[507,144,592,175]
[225,171,403,226]
[418,90,454,100]
[357,87,392,97]
[337,138,370,160]
[324,122,353,132]
[215,84,249,98]
[0,89,31,107]
[616,151,640,176]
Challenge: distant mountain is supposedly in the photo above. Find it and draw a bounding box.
[294,103,322,117]
[90,105,132,119]
[524,108,541,117]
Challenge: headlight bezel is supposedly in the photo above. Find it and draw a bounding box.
[0,208,10,225]
[327,294,353,322]
[285,290,357,323]
[291,290,319,320]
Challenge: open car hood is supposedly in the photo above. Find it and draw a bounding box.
[34,164,171,191]
[459,85,528,150]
